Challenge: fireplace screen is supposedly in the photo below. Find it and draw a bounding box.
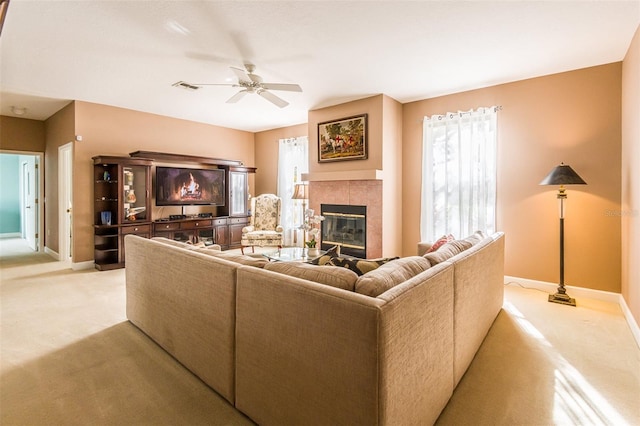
[321,204,366,258]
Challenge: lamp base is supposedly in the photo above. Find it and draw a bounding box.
[548,292,576,307]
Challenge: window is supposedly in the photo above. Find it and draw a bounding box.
[277,136,308,246]
[420,107,498,242]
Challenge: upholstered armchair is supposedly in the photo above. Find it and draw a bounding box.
[241,193,284,254]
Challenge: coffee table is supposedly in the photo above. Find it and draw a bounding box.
[263,247,326,262]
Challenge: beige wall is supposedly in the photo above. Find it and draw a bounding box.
[254,123,307,195]
[403,63,622,293]
[68,101,255,263]
[621,25,640,324]
[44,103,76,254]
[0,116,46,152]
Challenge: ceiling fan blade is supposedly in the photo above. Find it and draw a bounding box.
[230,66,252,84]
[258,90,289,108]
[226,90,248,103]
[261,83,302,92]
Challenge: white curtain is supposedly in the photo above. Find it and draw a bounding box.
[277,136,309,246]
[420,107,498,242]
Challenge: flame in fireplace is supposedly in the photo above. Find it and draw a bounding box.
[180,173,202,200]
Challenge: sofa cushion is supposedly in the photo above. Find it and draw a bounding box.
[195,248,268,268]
[354,256,432,297]
[328,255,399,276]
[307,245,340,265]
[264,261,358,291]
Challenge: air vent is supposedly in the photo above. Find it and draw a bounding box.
[172,81,200,91]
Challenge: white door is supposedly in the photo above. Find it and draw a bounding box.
[21,158,37,251]
[59,143,73,261]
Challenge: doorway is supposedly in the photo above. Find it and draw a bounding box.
[0,152,43,253]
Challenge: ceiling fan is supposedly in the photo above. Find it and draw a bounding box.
[173,64,302,108]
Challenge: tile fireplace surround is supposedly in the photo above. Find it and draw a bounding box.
[309,180,383,258]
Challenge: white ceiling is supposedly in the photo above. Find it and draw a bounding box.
[1,1,638,132]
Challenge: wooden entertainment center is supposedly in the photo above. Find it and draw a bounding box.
[92,151,255,270]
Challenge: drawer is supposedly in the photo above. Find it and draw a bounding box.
[155,222,180,231]
[229,217,249,225]
[181,219,213,230]
[121,224,151,235]
[213,218,228,226]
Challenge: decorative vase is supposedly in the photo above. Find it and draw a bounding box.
[100,211,112,225]
[307,247,320,257]
[125,171,134,186]
[126,189,137,203]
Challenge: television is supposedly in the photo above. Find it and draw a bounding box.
[155,166,225,206]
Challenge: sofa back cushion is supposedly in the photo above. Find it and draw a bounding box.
[264,261,358,291]
[354,256,432,297]
[195,248,269,268]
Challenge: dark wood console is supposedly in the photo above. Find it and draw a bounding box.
[152,216,249,250]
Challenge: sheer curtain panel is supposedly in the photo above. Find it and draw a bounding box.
[277,136,309,246]
[420,107,498,242]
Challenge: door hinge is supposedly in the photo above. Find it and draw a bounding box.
[35,198,39,204]
[35,164,39,169]
[35,233,39,238]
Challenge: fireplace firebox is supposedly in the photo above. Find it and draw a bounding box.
[320,204,366,258]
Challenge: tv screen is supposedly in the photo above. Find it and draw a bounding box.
[156,167,225,206]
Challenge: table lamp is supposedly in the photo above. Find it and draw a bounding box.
[291,183,309,246]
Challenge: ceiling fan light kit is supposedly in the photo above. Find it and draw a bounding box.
[174,64,302,108]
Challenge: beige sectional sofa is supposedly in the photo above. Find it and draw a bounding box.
[125,232,505,425]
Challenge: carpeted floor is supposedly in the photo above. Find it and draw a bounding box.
[1,238,639,425]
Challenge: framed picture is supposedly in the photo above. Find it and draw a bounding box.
[317,114,367,163]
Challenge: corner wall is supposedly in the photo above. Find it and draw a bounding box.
[621,25,640,324]
[403,63,623,293]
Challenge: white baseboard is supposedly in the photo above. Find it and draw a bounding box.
[505,275,640,350]
[0,232,21,238]
[72,260,95,271]
[44,246,59,260]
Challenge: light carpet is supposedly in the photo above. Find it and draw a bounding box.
[1,238,638,425]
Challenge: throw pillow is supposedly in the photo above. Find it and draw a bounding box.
[307,245,340,266]
[426,234,455,253]
[328,255,399,276]
[423,239,473,266]
[264,261,358,291]
[354,256,431,297]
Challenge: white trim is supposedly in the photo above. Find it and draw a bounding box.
[505,275,640,349]
[44,246,59,260]
[71,260,94,271]
[0,232,22,238]
[619,296,640,350]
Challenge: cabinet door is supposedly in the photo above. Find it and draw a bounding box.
[122,165,150,224]
[215,224,229,247]
[229,171,248,216]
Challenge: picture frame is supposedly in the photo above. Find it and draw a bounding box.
[317,114,367,163]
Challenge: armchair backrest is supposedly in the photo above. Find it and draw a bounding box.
[249,194,282,231]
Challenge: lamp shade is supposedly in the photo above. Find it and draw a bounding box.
[539,163,587,186]
[291,183,309,200]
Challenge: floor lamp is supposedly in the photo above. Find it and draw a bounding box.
[291,183,309,247]
[539,162,587,306]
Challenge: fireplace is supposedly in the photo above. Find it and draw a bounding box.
[321,204,366,258]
